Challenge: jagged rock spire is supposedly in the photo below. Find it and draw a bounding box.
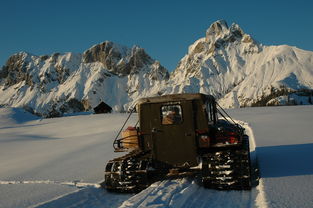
[205,20,229,42]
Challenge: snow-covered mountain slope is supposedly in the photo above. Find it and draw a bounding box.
[0,41,168,117]
[164,20,313,107]
[1,106,313,208]
[1,20,313,116]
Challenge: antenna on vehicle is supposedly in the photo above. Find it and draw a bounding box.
[215,101,242,130]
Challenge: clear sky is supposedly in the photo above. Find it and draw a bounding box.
[1,0,312,71]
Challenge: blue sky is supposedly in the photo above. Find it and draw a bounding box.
[1,0,312,71]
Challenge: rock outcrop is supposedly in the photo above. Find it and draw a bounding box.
[0,42,168,117]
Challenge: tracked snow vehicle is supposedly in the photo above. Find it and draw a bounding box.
[102,93,252,192]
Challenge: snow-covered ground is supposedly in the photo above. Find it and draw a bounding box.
[0,106,312,207]
[229,106,313,208]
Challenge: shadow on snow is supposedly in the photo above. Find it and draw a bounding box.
[256,143,313,178]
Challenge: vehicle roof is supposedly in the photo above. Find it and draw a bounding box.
[136,93,215,106]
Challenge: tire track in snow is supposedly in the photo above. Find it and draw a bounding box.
[119,179,194,208]
[0,180,100,188]
[120,177,257,208]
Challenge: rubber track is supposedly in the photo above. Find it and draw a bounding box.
[202,136,252,190]
[102,150,151,192]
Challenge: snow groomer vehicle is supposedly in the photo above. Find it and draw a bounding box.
[102,93,252,192]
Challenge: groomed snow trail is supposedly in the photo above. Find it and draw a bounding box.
[120,178,257,208]
[118,120,264,208]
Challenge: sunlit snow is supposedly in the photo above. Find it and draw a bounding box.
[0,106,312,207]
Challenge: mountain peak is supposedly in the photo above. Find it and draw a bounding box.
[82,41,158,76]
[205,20,246,44]
[206,20,229,39]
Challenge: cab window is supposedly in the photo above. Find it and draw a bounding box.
[161,105,183,125]
[206,102,214,124]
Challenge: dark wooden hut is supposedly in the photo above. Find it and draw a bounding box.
[93,102,112,114]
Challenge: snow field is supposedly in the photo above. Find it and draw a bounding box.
[1,106,313,207]
[0,108,134,208]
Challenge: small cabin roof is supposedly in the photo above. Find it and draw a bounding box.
[136,93,215,106]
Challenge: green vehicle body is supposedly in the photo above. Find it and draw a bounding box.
[103,93,252,192]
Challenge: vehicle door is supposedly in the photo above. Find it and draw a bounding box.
[149,101,198,167]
